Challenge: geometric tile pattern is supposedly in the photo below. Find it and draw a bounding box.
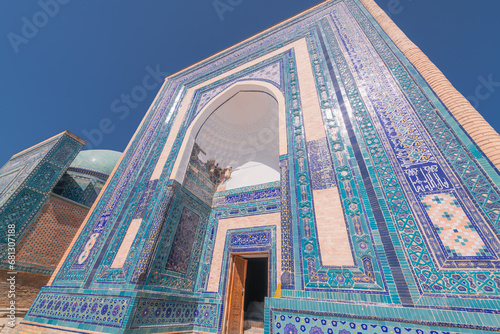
[280,157,294,289]
[26,291,130,329]
[51,140,78,165]
[28,163,61,192]
[0,140,55,208]
[303,32,383,291]
[327,1,500,296]
[0,133,83,266]
[0,189,43,245]
[147,189,210,290]
[270,311,462,334]
[131,298,218,329]
[165,207,201,274]
[350,1,500,235]
[421,193,491,258]
[133,179,158,219]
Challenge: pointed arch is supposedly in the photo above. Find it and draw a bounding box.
[170,80,287,185]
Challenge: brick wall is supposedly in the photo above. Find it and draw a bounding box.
[16,194,88,270]
[0,270,50,309]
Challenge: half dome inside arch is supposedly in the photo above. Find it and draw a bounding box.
[194,90,279,191]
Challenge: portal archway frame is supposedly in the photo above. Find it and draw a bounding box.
[170,80,288,185]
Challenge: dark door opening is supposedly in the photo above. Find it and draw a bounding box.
[224,254,268,333]
[243,257,268,322]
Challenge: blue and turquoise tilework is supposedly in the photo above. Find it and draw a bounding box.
[270,312,465,334]
[0,133,83,274]
[23,0,500,333]
[25,290,131,329]
[130,298,219,330]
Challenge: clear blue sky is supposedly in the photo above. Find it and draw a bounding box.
[1,0,499,165]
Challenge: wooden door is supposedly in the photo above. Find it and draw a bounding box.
[226,255,247,334]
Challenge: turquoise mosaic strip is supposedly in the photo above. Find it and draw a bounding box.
[214,180,280,198]
[266,297,500,333]
[24,291,131,329]
[303,27,388,293]
[130,298,218,329]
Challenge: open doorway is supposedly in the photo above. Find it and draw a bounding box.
[244,257,267,325]
[224,254,268,334]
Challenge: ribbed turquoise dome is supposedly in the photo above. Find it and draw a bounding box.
[70,150,122,176]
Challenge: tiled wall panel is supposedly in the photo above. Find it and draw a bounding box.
[21,1,500,333]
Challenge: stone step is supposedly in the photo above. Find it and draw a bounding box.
[243,328,265,334]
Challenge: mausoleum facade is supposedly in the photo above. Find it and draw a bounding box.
[0,131,120,312]
[18,0,500,333]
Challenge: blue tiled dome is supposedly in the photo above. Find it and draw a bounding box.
[70,150,122,176]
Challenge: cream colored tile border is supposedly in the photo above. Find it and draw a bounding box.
[314,187,354,266]
[206,212,281,293]
[110,218,142,269]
